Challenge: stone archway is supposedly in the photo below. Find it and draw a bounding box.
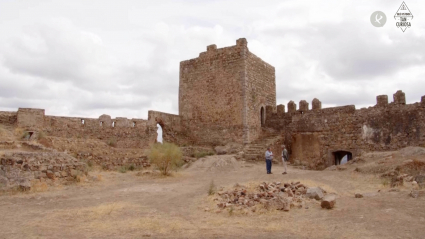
[332,150,352,165]
[154,117,164,143]
[157,123,163,143]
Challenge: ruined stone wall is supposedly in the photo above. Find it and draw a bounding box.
[43,115,156,149]
[148,110,190,145]
[17,108,45,130]
[245,51,276,143]
[0,148,87,190]
[265,91,425,169]
[0,111,17,126]
[0,107,157,149]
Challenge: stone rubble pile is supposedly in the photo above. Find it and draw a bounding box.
[215,182,333,212]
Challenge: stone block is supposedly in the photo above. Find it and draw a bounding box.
[287,101,297,113]
[321,194,336,209]
[376,95,388,107]
[299,100,309,112]
[277,104,285,116]
[46,170,55,179]
[393,90,406,105]
[306,187,324,200]
[312,98,322,110]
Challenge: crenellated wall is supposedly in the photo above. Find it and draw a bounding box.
[265,91,425,169]
[0,108,157,149]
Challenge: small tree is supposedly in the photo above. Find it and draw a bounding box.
[148,142,183,175]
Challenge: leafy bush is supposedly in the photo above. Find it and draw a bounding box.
[148,142,183,175]
[128,164,136,171]
[118,166,127,173]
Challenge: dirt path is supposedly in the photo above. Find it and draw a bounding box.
[1,157,424,239]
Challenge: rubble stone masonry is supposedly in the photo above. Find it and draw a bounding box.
[265,91,425,169]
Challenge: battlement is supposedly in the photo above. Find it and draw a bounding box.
[264,90,425,169]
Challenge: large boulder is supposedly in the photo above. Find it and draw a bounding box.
[306,187,324,200]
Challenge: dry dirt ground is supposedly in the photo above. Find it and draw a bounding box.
[1,155,424,239]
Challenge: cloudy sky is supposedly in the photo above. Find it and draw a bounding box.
[0,0,424,119]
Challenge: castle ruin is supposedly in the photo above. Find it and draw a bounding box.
[1,38,424,170]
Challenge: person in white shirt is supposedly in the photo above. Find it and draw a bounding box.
[265,147,273,174]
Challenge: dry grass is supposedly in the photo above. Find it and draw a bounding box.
[31,181,49,192]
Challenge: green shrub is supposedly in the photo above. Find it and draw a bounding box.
[101,164,109,171]
[148,142,183,175]
[128,164,136,171]
[118,166,127,173]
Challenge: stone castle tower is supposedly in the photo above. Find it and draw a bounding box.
[178,38,276,144]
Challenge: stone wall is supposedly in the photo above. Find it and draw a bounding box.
[43,115,156,149]
[178,38,276,144]
[0,111,17,126]
[17,108,45,130]
[245,50,276,143]
[0,149,87,190]
[179,41,245,126]
[0,108,157,149]
[265,91,425,169]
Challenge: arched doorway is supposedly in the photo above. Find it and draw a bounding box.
[260,107,265,127]
[333,150,352,165]
[157,123,163,143]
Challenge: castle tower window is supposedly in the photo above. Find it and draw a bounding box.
[100,121,103,126]
[112,122,115,127]
[81,119,85,125]
[260,107,265,127]
[132,122,136,127]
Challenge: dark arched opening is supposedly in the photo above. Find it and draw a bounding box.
[333,151,352,165]
[260,107,265,127]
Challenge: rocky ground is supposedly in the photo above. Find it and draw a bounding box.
[1,150,425,239]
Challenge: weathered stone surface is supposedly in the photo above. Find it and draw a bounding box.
[214,146,227,155]
[355,193,363,198]
[306,187,324,200]
[312,98,322,110]
[410,190,425,198]
[415,175,425,185]
[321,194,336,209]
[46,170,55,179]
